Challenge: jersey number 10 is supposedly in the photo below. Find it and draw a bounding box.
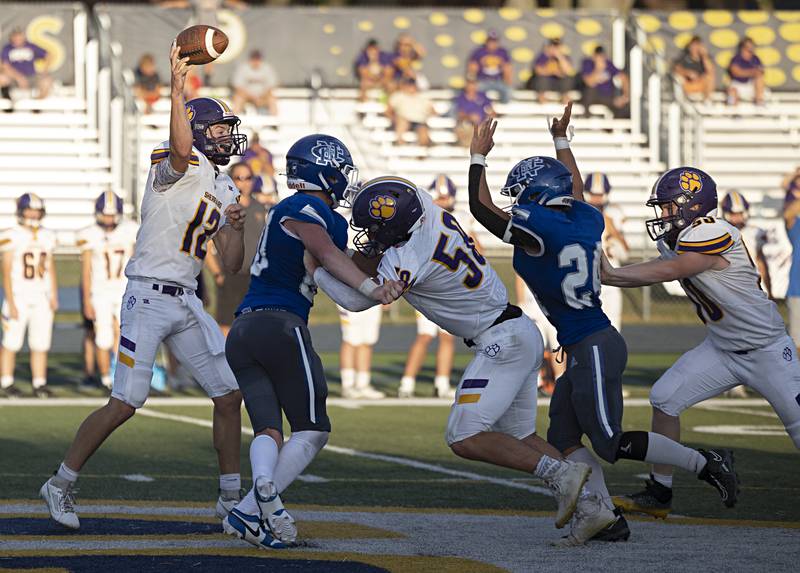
[181,199,221,260]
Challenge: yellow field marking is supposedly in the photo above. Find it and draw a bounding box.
[0,548,505,573]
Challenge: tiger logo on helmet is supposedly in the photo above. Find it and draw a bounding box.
[369,196,397,221]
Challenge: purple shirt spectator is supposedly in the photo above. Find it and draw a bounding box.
[581,58,620,96]
[729,53,762,83]
[355,49,393,70]
[469,46,511,81]
[1,40,47,77]
[454,90,492,122]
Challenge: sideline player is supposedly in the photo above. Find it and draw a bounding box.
[223,134,404,548]
[338,304,385,399]
[603,168,800,518]
[0,193,57,398]
[515,274,561,397]
[76,191,138,390]
[40,43,248,529]
[312,176,595,540]
[467,111,739,545]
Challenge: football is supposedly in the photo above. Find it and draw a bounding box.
[175,25,228,65]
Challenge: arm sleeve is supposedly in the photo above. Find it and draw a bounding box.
[314,267,379,312]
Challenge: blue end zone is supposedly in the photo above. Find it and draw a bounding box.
[1,517,222,536]
[0,556,390,572]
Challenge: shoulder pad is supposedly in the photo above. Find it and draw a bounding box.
[676,217,736,255]
[150,143,200,167]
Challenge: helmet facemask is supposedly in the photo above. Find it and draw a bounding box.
[201,119,247,166]
[18,209,44,229]
[645,192,700,246]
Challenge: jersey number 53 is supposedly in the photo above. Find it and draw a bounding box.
[431,211,486,289]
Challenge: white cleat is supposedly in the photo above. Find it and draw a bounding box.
[355,385,385,400]
[40,478,80,530]
[545,461,592,529]
[222,507,286,549]
[255,478,297,545]
[341,387,360,399]
[215,489,243,519]
[435,386,456,400]
[551,492,617,547]
[397,384,415,398]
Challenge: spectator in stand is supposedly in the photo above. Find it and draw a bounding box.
[532,38,574,104]
[386,78,435,146]
[581,45,629,117]
[453,79,494,147]
[390,33,426,87]
[134,53,161,114]
[231,49,278,115]
[672,36,715,102]
[783,170,800,351]
[467,31,512,104]
[183,66,203,100]
[242,133,278,206]
[1,28,52,101]
[355,38,393,101]
[213,162,268,337]
[727,37,764,106]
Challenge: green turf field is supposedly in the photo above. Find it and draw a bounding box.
[1,352,798,572]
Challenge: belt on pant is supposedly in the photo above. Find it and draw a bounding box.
[464,304,523,348]
[236,305,289,317]
[152,283,184,296]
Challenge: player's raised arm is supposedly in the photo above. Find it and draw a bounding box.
[550,102,584,202]
[168,41,193,173]
[602,251,727,287]
[468,118,511,240]
[284,220,403,305]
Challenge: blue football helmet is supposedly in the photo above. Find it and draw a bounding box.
[184,97,247,166]
[286,134,357,208]
[350,176,424,257]
[16,192,45,228]
[646,167,718,244]
[720,189,750,227]
[95,190,123,229]
[501,156,574,209]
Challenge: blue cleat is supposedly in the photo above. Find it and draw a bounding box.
[222,507,286,549]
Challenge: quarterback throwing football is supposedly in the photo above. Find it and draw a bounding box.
[40,43,248,529]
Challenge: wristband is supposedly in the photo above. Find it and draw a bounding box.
[357,277,377,298]
[554,137,570,150]
[470,153,487,167]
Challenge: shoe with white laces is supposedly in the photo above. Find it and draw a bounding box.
[356,385,385,399]
[222,507,286,549]
[39,477,80,529]
[544,461,592,529]
[552,492,617,547]
[215,488,243,519]
[255,478,297,545]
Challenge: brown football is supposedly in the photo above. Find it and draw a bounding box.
[176,25,228,65]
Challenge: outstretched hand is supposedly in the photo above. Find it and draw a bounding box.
[372,279,405,304]
[470,117,497,156]
[550,101,573,138]
[169,40,190,94]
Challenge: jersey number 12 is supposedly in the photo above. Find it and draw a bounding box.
[181,199,220,260]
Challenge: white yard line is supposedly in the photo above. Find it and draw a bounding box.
[696,403,781,420]
[135,408,553,497]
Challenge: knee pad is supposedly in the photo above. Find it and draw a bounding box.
[291,430,329,453]
[615,431,650,462]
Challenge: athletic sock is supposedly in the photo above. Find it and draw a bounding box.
[652,472,674,489]
[355,370,371,389]
[340,368,355,392]
[249,435,279,485]
[533,454,562,481]
[399,376,415,392]
[219,473,241,493]
[274,433,324,494]
[644,432,707,475]
[1,376,13,389]
[236,488,259,514]
[54,462,79,487]
[32,378,46,389]
[567,447,613,509]
[434,375,450,391]
[101,375,112,389]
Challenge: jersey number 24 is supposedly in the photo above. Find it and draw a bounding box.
[559,242,602,309]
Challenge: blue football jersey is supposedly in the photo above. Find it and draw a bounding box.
[511,200,611,346]
[238,193,348,322]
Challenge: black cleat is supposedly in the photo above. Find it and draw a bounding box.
[612,475,673,519]
[2,385,25,399]
[698,449,739,508]
[590,508,630,542]
[34,386,54,399]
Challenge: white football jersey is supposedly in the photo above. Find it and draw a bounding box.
[658,217,786,351]
[125,141,239,289]
[76,220,139,296]
[602,206,628,266]
[377,192,508,339]
[0,225,56,298]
